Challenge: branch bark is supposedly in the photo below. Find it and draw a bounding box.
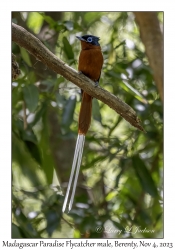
[134,12,163,102]
[12,22,145,132]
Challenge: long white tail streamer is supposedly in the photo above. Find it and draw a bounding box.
[62,134,85,213]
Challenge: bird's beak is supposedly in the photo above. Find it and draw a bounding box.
[76,36,86,42]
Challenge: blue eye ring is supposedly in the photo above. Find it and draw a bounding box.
[87,37,93,43]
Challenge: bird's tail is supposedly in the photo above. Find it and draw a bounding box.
[62,92,92,213]
[62,134,85,213]
[78,92,92,135]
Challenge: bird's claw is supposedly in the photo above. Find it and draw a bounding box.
[94,81,99,87]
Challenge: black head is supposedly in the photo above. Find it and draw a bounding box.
[76,35,100,46]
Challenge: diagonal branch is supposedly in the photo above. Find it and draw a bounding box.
[12,22,145,132]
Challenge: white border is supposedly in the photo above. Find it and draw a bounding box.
[1,0,175,245]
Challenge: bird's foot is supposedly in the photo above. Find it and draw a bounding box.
[94,81,99,87]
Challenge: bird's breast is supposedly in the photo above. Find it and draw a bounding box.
[78,48,103,81]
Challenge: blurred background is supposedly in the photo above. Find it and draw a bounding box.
[12,12,163,238]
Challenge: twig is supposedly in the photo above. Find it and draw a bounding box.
[23,101,27,130]
[12,22,145,132]
[61,215,75,229]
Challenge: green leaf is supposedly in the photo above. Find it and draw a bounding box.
[120,80,147,104]
[132,156,158,197]
[12,223,23,238]
[92,99,101,123]
[84,12,103,24]
[74,229,81,238]
[12,86,22,107]
[112,221,125,232]
[39,79,55,92]
[27,12,44,34]
[56,76,65,85]
[23,85,39,112]
[40,13,64,32]
[30,101,47,127]
[61,96,76,131]
[115,167,125,188]
[114,40,126,50]
[39,109,54,184]
[21,189,39,199]
[139,209,152,225]
[25,141,42,165]
[62,36,74,60]
[56,93,65,107]
[12,133,44,187]
[19,127,38,144]
[64,21,73,31]
[20,47,32,66]
[45,210,60,237]
[106,190,118,201]
[13,209,40,238]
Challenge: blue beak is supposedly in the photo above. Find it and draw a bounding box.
[76,36,86,42]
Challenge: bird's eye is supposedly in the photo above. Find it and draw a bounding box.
[87,37,93,43]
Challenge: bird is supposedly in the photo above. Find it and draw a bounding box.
[62,34,103,213]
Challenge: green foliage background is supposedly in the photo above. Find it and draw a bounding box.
[12,12,163,238]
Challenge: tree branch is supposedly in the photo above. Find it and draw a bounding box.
[12,22,145,132]
[134,12,163,102]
